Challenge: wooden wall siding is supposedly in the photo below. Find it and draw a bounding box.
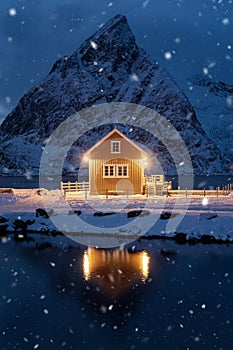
[89,132,144,195]
[90,158,143,194]
[89,132,142,160]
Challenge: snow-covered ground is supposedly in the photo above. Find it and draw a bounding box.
[1,188,233,245]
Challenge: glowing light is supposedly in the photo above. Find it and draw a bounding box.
[83,155,89,162]
[141,251,150,282]
[142,156,148,168]
[83,250,90,281]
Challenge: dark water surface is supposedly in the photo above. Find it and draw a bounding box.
[0,238,233,350]
[0,175,232,190]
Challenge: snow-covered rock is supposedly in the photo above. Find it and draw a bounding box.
[0,14,227,175]
[187,76,233,165]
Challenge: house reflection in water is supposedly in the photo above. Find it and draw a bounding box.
[82,247,150,296]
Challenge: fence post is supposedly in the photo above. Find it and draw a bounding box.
[106,189,108,199]
[166,187,169,198]
[185,187,187,198]
[61,181,63,190]
[68,181,70,191]
[204,187,206,197]
[216,187,218,197]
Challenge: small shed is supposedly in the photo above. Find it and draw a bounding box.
[83,128,148,195]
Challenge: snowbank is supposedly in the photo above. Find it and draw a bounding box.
[1,189,233,245]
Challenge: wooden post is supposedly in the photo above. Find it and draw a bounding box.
[216,186,219,197]
[106,189,108,199]
[166,187,169,198]
[68,181,70,191]
[61,181,63,190]
[185,187,187,198]
[147,185,149,198]
[85,190,87,200]
[204,187,206,197]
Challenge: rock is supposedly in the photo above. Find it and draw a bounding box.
[160,212,172,220]
[36,208,54,218]
[174,232,187,244]
[13,219,28,232]
[199,212,218,221]
[68,210,82,215]
[200,235,218,244]
[0,224,8,235]
[127,210,150,218]
[0,188,13,194]
[0,215,8,223]
[93,211,116,217]
[13,218,35,235]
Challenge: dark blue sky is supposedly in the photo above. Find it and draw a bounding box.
[0,0,232,124]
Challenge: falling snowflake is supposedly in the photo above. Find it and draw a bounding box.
[24,170,32,180]
[226,96,233,107]
[143,0,150,8]
[203,67,208,75]
[9,8,17,16]
[90,41,98,50]
[164,51,172,60]
[130,73,139,82]
[222,18,230,25]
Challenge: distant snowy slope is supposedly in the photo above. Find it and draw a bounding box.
[186,76,233,163]
[0,14,227,175]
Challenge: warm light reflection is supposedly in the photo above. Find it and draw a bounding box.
[83,250,90,281]
[82,248,150,291]
[141,251,150,282]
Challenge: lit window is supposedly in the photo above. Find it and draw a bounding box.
[111,141,121,153]
[103,165,128,178]
[117,165,128,177]
[103,165,115,177]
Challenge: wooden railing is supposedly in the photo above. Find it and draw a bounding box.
[166,185,233,198]
[61,181,89,192]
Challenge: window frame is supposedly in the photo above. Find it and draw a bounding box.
[103,164,129,178]
[111,141,121,153]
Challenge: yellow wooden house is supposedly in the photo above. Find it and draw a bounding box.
[83,128,148,195]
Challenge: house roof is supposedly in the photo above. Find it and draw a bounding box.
[84,127,146,156]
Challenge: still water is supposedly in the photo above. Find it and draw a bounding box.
[0,238,233,350]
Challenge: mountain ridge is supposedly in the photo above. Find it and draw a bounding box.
[0,14,228,175]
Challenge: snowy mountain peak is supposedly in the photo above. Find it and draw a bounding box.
[0,15,228,175]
